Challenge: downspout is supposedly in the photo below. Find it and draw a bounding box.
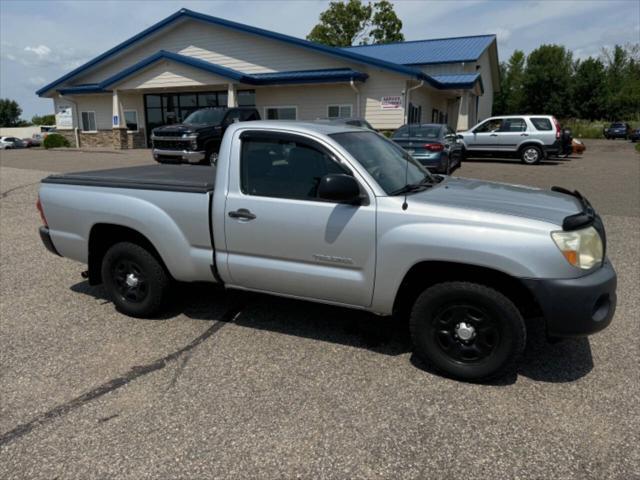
[404,80,424,123]
[59,93,80,148]
[349,78,361,117]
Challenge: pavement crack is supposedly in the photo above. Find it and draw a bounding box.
[0,305,243,447]
[0,181,41,199]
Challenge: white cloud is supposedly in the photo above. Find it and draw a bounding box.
[2,43,88,69]
[24,44,51,59]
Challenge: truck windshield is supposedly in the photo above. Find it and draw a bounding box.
[183,108,226,125]
[330,131,432,195]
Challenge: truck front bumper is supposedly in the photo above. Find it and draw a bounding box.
[152,148,206,164]
[522,261,616,337]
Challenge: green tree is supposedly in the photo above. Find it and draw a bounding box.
[0,98,24,127]
[571,57,607,120]
[31,114,56,125]
[494,50,526,115]
[601,44,640,119]
[522,45,574,117]
[307,0,404,47]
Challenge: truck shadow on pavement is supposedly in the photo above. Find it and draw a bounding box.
[71,281,593,385]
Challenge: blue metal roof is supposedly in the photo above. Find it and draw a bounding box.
[342,35,495,65]
[37,8,431,96]
[39,9,492,96]
[430,73,483,92]
[251,68,368,84]
[56,52,370,94]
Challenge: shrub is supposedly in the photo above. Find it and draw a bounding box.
[43,133,70,149]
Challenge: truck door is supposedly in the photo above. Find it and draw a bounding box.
[497,117,528,152]
[223,130,376,307]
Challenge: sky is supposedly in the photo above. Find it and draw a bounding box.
[1,0,639,119]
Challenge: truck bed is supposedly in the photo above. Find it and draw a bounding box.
[42,164,215,194]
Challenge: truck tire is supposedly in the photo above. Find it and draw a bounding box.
[520,145,542,165]
[101,242,170,318]
[409,282,526,381]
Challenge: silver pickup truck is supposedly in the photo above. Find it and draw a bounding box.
[37,121,616,381]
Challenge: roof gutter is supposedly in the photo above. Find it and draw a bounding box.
[349,79,361,117]
[404,80,424,123]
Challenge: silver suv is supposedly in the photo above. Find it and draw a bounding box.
[458,115,562,164]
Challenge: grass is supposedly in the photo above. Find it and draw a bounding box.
[635,143,640,154]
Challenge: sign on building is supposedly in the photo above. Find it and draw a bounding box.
[56,105,73,129]
[380,96,402,109]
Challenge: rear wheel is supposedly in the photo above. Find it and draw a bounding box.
[520,145,542,165]
[101,242,170,318]
[409,282,526,381]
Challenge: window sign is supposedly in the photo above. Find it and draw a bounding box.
[380,96,402,110]
[56,105,73,129]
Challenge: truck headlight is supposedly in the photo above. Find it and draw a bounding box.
[551,226,603,269]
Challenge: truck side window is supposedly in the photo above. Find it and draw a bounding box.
[241,136,347,201]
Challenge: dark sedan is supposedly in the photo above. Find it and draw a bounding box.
[604,122,631,140]
[391,123,462,174]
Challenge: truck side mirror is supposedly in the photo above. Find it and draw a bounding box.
[456,134,464,139]
[318,174,361,204]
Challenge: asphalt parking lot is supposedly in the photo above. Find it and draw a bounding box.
[1,140,638,479]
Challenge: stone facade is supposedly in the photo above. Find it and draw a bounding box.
[56,130,77,148]
[55,128,147,149]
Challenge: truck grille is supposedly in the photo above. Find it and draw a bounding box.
[153,139,191,150]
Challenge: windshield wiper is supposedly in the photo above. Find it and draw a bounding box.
[390,174,436,196]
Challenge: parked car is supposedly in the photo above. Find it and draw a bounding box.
[314,117,375,130]
[391,123,462,174]
[603,122,631,140]
[458,115,563,165]
[38,121,616,381]
[629,128,640,142]
[31,133,46,146]
[572,138,586,155]
[0,137,26,149]
[151,106,260,164]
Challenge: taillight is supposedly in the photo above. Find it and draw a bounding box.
[424,143,444,152]
[36,195,48,227]
[553,117,561,139]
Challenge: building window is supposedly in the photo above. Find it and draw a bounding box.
[431,109,439,123]
[81,111,96,132]
[238,90,256,107]
[124,110,138,132]
[264,106,297,120]
[327,104,352,118]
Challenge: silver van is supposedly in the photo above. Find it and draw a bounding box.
[458,115,562,164]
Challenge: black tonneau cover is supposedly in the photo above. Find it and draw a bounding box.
[42,165,215,194]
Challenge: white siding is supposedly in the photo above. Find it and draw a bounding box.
[359,70,406,129]
[53,95,112,130]
[255,84,357,121]
[114,61,233,90]
[409,86,453,124]
[75,19,352,85]
[475,49,494,122]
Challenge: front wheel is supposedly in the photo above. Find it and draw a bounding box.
[409,282,526,381]
[520,145,542,165]
[101,242,171,318]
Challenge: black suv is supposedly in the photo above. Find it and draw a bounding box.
[151,107,260,164]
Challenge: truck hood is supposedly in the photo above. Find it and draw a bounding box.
[152,123,215,135]
[413,177,582,226]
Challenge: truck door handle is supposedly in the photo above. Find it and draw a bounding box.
[228,209,256,220]
[490,133,499,136]
[520,133,529,136]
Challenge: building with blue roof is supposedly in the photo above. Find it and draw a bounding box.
[38,8,499,149]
